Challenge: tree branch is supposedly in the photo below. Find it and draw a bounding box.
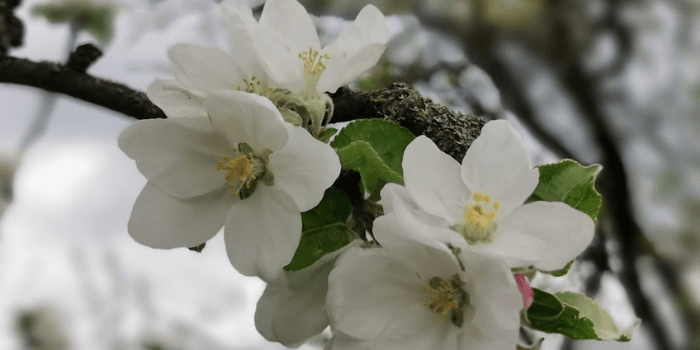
[331,83,485,161]
[0,54,166,120]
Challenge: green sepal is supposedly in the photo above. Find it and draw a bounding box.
[238,178,258,200]
[237,142,254,156]
[187,242,206,253]
[318,128,338,143]
[542,260,574,277]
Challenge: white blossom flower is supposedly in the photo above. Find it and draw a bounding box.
[382,120,595,271]
[220,0,388,96]
[326,209,522,350]
[118,91,340,282]
[148,0,388,134]
[254,241,361,347]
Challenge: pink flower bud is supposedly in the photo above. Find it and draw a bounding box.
[515,273,534,309]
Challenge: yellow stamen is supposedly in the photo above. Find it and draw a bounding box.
[217,153,255,197]
[463,191,500,228]
[452,191,501,244]
[423,282,460,321]
[298,48,330,98]
[299,48,330,76]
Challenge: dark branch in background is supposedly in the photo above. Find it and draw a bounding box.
[565,66,673,350]
[66,43,102,72]
[414,1,678,349]
[0,48,166,120]
[0,0,24,56]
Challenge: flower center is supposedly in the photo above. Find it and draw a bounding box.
[216,143,274,199]
[422,274,469,327]
[298,48,329,98]
[451,191,500,245]
[237,76,273,96]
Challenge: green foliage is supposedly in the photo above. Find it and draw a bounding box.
[285,189,352,271]
[32,4,115,45]
[355,60,394,91]
[331,119,415,194]
[527,289,637,342]
[527,159,603,222]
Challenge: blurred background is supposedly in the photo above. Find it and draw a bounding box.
[0,0,699,349]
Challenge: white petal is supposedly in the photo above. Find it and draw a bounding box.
[268,262,333,346]
[255,0,320,90]
[459,328,520,350]
[205,91,289,151]
[269,125,340,211]
[254,279,282,343]
[318,5,388,93]
[253,32,305,93]
[128,183,231,249]
[378,304,459,350]
[256,241,360,346]
[224,185,301,282]
[379,183,451,228]
[327,332,373,350]
[259,0,320,52]
[478,229,547,268]
[118,117,229,198]
[403,136,471,224]
[168,44,247,92]
[146,79,206,119]
[373,196,466,277]
[330,305,459,350]
[219,0,270,83]
[500,201,595,271]
[459,252,521,350]
[378,183,415,215]
[461,120,539,217]
[327,248,426,340]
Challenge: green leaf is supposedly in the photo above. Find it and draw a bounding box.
[32,4,115,45]
[527,289,638,341]
[284,189,352,271]
[334,141,403,193]
[81,7,115,45]
[331,119,415,194]
[528,288,564,319]
[527,289,597,340]
[556,292,639,342]
[527,159,603,223]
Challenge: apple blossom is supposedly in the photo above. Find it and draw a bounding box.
[254,241,362,347]
[119,91,340,282]
[148,0,388,135]
[381,120,595,271]
[326,208,522,350]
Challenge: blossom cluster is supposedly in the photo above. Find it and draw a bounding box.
[119,0,598,349]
